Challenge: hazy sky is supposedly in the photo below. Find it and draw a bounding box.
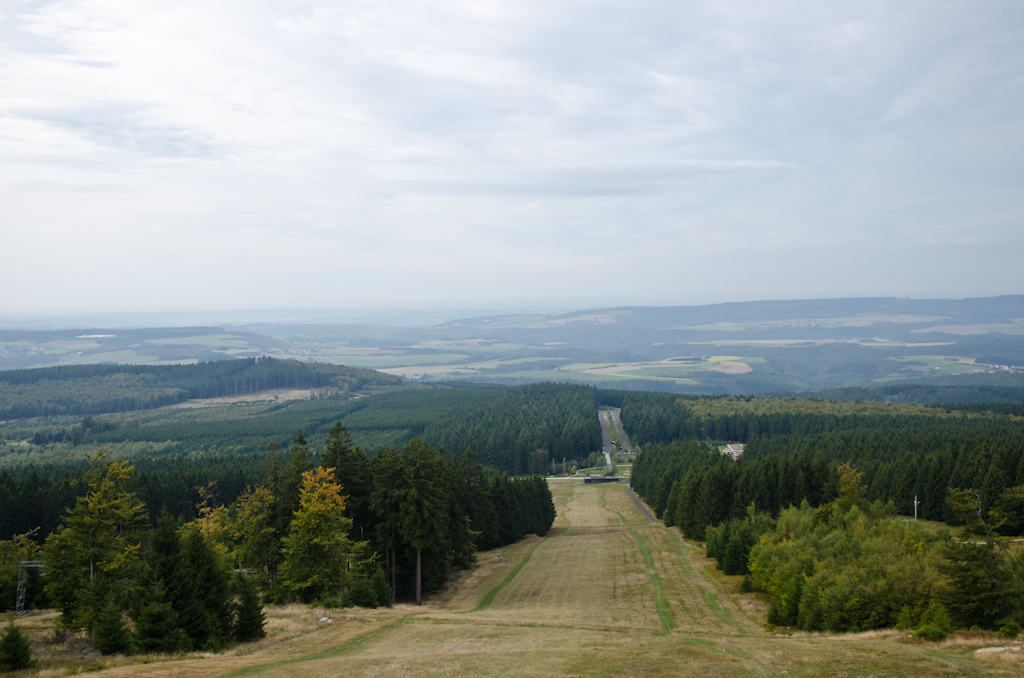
[2,0,1022,314]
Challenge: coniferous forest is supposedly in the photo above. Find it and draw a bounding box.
[0,422,555,651]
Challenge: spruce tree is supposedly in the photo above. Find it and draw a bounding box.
[0,621,35,671]
[723,530,746,576]
[93,594,131,655]
[233,576,266,642]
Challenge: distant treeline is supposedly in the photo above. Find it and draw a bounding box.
[0,358,402,419]
[629,400,1024,535]
[9,383,604,477]
[612,389,1024,447]
[771,384,1024,405]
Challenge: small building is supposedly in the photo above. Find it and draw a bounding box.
[584,475,621,484]
[723,444,744,461]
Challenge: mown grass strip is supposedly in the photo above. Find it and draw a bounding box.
[472,538,546,612]
[627,526,676,634]
[223,613,418,677]
[666,528,747,632]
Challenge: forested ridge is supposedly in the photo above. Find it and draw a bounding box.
[0,358,402,419]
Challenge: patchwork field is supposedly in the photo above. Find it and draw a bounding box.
[11,481,1020,677]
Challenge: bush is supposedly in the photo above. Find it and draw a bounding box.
[914,601,953,641]
[918,601,953,635]
[914,624,948,642]
[0,621,36,671]
[895,606,914,630]
[998,621,1021,639]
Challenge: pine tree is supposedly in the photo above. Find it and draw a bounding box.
[92,594,131,655]
[233,576,266,642]
[134,583,190,654]
[0,621,35,671]
[42,452,148,631]
[724,529,746,576]
[399,439,447,606]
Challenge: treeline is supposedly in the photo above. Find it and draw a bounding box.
[1,425,555,646]
[631,424,1024,539]
[13,383,603,476]
[773,384,1024,405]
[340,384,602,474]
[746,426,1024,523]
[0,358,402,419]
[615,390,1024,447]
[630,440,838,540]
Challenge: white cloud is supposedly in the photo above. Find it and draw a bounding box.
[0,0,1022,312]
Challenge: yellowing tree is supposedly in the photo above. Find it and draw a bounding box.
[280,467,352,600]
[43,452,147,630]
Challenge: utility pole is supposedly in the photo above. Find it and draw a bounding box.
[913,495,920,520]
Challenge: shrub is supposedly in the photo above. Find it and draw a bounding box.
[914,601,953,641]
[895,606,914,630]
[998,621,1021,639]
[914,624,948,642]
[918,601,953,635]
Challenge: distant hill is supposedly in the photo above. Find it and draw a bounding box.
[0,358,402,419]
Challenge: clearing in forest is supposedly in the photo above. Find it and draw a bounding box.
[41,481,1016,678]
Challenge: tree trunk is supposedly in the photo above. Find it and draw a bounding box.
[415,549,422,606]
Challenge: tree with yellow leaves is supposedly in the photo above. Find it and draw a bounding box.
[280,467,352,601]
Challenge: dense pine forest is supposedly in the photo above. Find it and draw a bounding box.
[1,424,556,645]
[2,382,602,475]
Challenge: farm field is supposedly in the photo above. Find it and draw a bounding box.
[12,481,1019,678]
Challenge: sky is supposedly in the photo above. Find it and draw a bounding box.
[1,0,1023,315]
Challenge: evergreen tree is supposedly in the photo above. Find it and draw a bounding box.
[233,576,266,642]
[399,439,447,606]
[92,594,130,655]
[0,621,35,671]
[723,529,746,576]
[179,525,232,651]
[43,452,147,631]
[322,422,373,541]
[133,582,189,654]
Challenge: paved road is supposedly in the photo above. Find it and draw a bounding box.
[598,409,613,467]
[625,486,658,524]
